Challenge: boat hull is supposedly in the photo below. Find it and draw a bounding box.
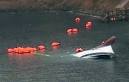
[73,45,114,58]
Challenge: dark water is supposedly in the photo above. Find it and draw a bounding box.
[0,11,129,82]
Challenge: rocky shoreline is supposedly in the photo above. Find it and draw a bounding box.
[0,0,128,11]
[0,0,128,22]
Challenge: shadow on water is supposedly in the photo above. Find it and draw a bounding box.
[0,11,129,82]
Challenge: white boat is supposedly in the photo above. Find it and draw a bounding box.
[72,45,114,59]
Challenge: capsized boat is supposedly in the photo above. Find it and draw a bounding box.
[72,45,114,58]
[72,36,116,59]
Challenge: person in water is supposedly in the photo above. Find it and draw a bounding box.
[102,36,116,45]
[97,36,116,48]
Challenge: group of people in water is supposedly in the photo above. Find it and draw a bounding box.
[7,16,106,55]
[7,41,61,54]
[67,17,93,52]
[7,15,117,56]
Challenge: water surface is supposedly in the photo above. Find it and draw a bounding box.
[0,11,129,82]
